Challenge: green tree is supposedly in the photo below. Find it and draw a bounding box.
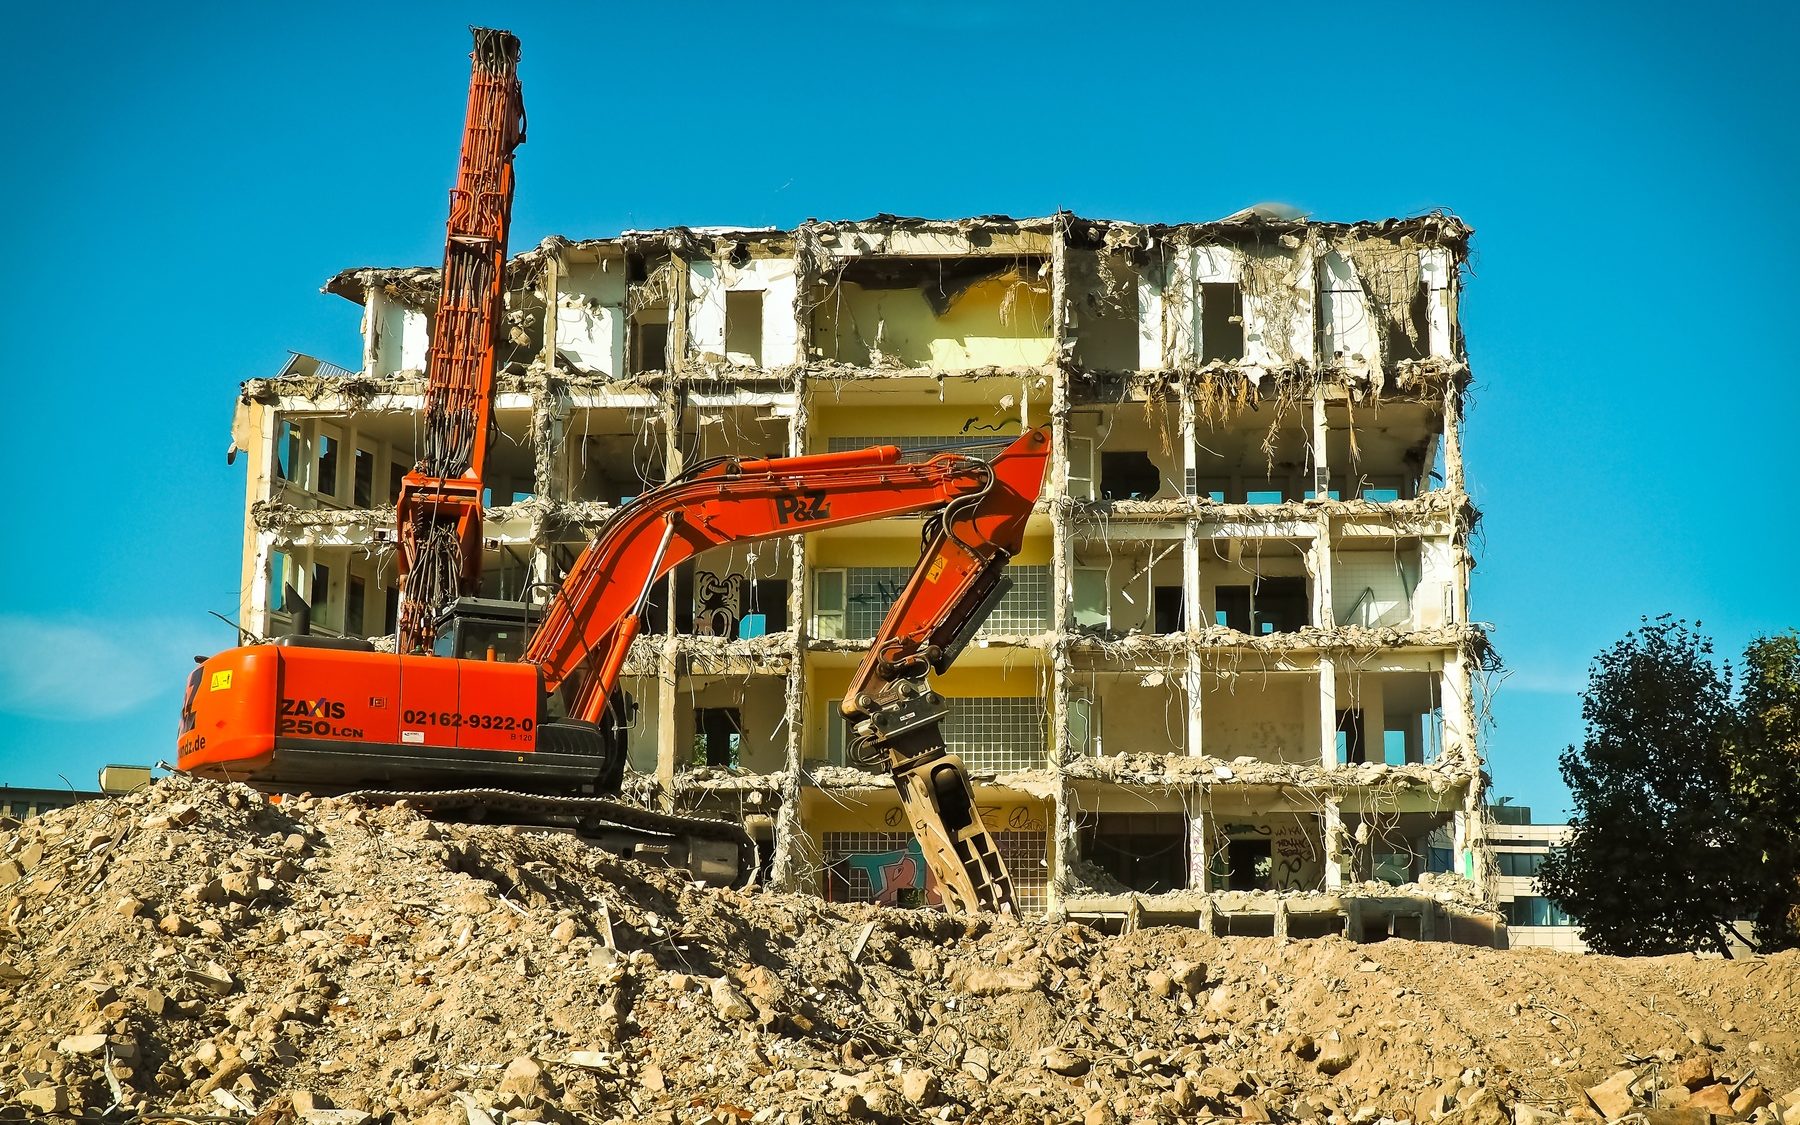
[1538,618,1757,956]
[1729,631,1800,951]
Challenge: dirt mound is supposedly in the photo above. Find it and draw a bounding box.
[2,776,1797,1124]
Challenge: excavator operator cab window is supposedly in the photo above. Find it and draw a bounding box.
[432,598,541,662]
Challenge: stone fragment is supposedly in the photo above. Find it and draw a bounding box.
[550,918,577,945]
[1451,1089,1510,1125]
[1686,1084,1734,1116]
[1316,1032,1357,1076]
[900,1068,939,1106]
[1734,1085,1772,1116]
[1670,1057,1714,1090]
[948,964,1043,995]
[299,1111,373,1125]
[710,977,755,1021]
[1084,1101,1119,1125]
[158,914,192,937]
[1170,960,1207,995]
[962,1046,993,1082]
[1641,1109,1711,1125]
[1512,1103,1560,1125]
[291,1090,335,1113]
[57,1034,108,1055]
[497,1056,552,1101]
[17,1086,68,1113]
[1240,1095,1273,1122]
[1037,1047,1088,1077]
[1145,970,1173,999]
[1586,1069,1640,1120]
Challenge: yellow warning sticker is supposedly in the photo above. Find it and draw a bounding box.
[209,670,233,692]
[926,557,946,583]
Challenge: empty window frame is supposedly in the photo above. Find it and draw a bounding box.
[353,447,376,507]
[1099,451,1161,501]
[1080,813,1189,894]
[693,707,742,768]
[724,290,763,366]
[1200,282,1245,363]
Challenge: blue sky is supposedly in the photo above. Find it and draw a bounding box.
[1,1,1795,818]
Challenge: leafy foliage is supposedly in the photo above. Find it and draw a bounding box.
[1539,619,1800,956]
[1730,632,1800,950]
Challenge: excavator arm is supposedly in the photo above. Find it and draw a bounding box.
[524,427,1050,911]
[394,28,526,654]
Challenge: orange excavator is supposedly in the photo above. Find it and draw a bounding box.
[178,28,1047,914]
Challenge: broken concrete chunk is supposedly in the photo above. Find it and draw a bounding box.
[899,1068,939,1106]
[710,977,755,1021]
[1586,1069,1640,1120]
[16,1086,68,1113]
[1170,959,1207,996]
[1670,1056,1714,1090]
[1036,1047,1088,1077]
[185,962,237,996]
[1686,1083,1734,1116]
[56,1033,108,1055]
[948,964,1043,995]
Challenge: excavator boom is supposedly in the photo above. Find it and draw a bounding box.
[394,28,526,653]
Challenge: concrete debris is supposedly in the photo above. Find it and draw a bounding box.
[1,776,1796,1124]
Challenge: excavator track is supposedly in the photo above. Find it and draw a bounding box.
[339,786,758,887]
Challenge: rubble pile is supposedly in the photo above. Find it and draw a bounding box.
[2,777,1798,1124]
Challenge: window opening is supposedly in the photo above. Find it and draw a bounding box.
[1215,585,1251,631]
[1099,451,1160,501]
[347,575,367,636]
[353,448,375,507]
[1153,586,1184,633]
[1224,838,1272,891]
[1335,709,1367,765]
[693,707,742,768]
[1200,282,1245,362]
[316,434,339,498]
[1252,576,1308,633]
[725,290,763,366]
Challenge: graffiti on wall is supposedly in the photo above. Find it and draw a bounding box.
[694,571,747,638]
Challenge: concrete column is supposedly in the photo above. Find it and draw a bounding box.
[1186,794,1210,892]
[1323,797,1345,891]
[1442,382,1466,495]
[1309,518,1335,632]
[655,641,680,808]
[773,371,809,892]
[1317,656,1338,770]
[538,253,560,371]
[362,290,384,376]
[1310,395,1330,500]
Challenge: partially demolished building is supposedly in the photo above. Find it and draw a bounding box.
[231,210,1494,939]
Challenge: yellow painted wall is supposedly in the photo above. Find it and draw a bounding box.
[809,403,1025,442]
[811,275,1053,368]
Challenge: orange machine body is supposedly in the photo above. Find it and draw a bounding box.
[176,645,605,792]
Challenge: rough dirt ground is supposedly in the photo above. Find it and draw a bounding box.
[2,776,1797,1125]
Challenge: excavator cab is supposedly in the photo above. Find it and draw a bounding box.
[431,597,542,662]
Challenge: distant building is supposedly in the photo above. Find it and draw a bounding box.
[1487,803,1584,952]
[0,766,154,821]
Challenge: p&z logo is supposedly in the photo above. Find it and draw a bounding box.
[773,490,831,525]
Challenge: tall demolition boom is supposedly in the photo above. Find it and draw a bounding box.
[394,28,527,653]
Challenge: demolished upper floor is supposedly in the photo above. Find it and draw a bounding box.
[313,211,1470,390]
